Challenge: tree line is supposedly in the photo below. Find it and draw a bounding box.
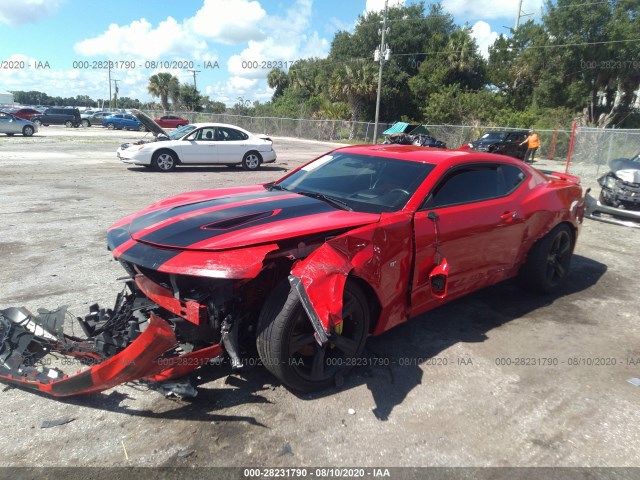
[11,0,639,129]
[255,0,639,130]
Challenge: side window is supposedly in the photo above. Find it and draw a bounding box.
[425,164,526,209]
[190,127,216,141]
[217,127,248,141]
[498,164,526,195]
[429,167,499,208]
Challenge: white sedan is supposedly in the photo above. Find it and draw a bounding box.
[117,112,276,172]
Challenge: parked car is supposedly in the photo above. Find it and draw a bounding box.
[0,145,585,397]
[116,110,276,171]
[102,113,146,131]
[0,111,38,136]
[154,115,188,129]
[585,151,640,227]
[81,111,111,127]
[31,108,81,127]
[3,107,42,120]
[461,131,529,160]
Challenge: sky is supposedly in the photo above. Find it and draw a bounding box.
[0,0,545,106]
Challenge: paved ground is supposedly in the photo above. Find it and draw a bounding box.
[0,126,638,469]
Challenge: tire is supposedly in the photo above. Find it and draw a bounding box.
[65,121,73,127]
[519,224,574,294]
[81,119,90,127]
[176,124,184,128]
[257,280,370,392]
[242,151,262,171]
[138,124,146,132]
[22,126,34,137]
[152,151,177,172]
[33,119,42,126]
[106,123,115,130]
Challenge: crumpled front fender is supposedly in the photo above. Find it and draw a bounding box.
[288,215,414,342]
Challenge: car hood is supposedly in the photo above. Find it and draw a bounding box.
[130,109,168,137]
[610,157,640,173]
[109,185,380,251]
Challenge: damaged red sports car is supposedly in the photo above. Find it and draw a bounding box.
[0,145,585,396]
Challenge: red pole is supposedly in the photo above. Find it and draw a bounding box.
[548,128,558,160]
[565,122,577,173]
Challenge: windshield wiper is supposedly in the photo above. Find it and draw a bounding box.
[295,191,353,211]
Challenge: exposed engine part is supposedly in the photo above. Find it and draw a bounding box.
[383,133,446,148]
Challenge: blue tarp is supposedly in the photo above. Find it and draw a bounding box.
[382,122,410,135]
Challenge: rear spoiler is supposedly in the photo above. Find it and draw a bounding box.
[537,169,581,185]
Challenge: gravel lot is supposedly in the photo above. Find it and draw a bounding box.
[0,126,638,471]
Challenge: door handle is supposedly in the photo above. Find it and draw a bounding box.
[499,211,517,223]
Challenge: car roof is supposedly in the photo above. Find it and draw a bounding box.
[187,123,249,129]
[331,144,525,167]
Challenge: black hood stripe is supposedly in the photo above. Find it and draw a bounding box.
[130,189,281,233]
[115,242,182,270]
[137,194,335,248]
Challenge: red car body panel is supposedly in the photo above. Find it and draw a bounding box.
[0,145,584,396]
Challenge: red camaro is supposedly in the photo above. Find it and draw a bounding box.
[153,115,188,128]
[0,145,585,396]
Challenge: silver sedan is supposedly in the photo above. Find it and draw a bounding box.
[0,111,38,136]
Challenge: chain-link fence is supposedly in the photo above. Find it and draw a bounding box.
[566,127,640,189]
[142,110,640,187]
[141,110,394,143]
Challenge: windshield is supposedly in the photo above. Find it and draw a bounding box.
[273,152,435,213]
[479,132,508,142]
[171,124,197,140]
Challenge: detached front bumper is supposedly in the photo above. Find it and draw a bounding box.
[0,295,224,397]
[585,191,640,228]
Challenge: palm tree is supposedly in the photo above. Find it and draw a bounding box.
[147,73,180,113]
[267,68,289,100]
[329,60,377,139]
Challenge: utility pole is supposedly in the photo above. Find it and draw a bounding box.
[188,69,201,91]
[112,79,120,109]
[108,62,112,111]
[372,0,390,144]
[514,0,532,31]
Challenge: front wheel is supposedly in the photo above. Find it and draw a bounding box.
[33,119,42,126]
[81,119,90,127]
[242,151,262,171]
[106,122,115,130]
[138,124,146,132]
[519,224,574,294]
[257,280,370,392]
[152,151,177,172]
[22,126,34,137]
[65,121,73,127]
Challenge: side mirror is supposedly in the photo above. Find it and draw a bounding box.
[429,257,449,299]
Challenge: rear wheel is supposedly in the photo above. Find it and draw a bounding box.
[33,119,42,126]
[65,120,73,127]
[242,151,262,171]
[257,280,370,392]
[519,224,574,293]
[22,126,34,137]
[81,119,90,127]
[138,124,146,132]
[152,151,177,172]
